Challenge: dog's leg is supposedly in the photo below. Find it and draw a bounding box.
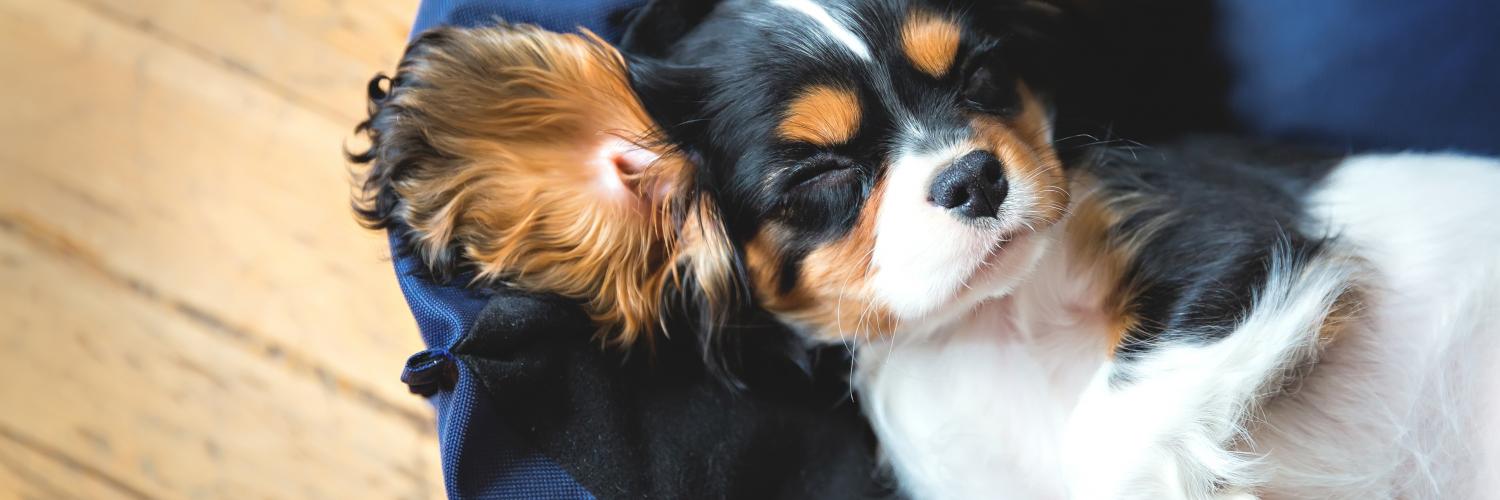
[1063,252,1357,500]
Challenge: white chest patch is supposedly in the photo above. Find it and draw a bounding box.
[857,243,1115,499]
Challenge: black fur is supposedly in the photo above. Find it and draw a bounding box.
[1075,137,1343,362]
[622,0,1064,294]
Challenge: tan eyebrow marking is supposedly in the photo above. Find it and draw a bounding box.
[901,11,961,78]
[778,85,862,146]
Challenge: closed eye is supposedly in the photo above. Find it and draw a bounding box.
[784,154,861,191]
[778,153,869,232]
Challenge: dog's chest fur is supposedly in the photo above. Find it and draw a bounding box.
[856,220,1114,499]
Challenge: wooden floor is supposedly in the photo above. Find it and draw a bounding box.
[0,0,441,498]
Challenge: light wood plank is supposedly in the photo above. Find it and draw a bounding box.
[0,430,144,500]
[75,0,418,122]
[0,0,452,495]
[0,0,429,422]
[0,227,443,499]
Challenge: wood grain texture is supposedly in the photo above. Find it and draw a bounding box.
[76,0,413,123]
[0,0,438,497]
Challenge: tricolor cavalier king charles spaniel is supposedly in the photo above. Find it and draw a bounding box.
[352,0,1500,497]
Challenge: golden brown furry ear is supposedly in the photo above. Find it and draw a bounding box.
[349,24,734,348]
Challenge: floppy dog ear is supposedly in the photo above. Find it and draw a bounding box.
[624,56,713,149]
[616,0,723,57]
[350,25,734,348]
[613,0,719,147]
[937,0,1071,96]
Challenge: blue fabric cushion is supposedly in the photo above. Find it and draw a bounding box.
[1218,0,1500,155]
[412,0,642,40]
[390,230,595,499]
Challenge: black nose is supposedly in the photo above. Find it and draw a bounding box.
[928,151,1008,219]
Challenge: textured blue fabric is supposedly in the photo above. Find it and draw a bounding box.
[412,0,643,40]
[429,361,594,499]
[389,233,490,349]
[391,231,590,499]
[1217,0,1500,155]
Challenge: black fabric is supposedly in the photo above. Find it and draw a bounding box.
[453,290,899,500]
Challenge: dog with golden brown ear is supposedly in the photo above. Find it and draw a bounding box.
[350,24,736,349]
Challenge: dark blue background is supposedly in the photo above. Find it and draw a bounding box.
[1220,0,1499,155]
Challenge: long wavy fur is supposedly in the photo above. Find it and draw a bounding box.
[348,24,735,349]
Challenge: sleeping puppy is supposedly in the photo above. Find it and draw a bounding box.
[352,2,1500,498]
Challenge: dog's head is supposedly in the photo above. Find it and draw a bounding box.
[353,0,1067,349]
[625,0,1071,340]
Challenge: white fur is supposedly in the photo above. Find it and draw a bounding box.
[870,143,1004,320]
[860,223,1114,500]
[870,142,1054,324]
[1247,153,1500,499]
[1064,251,1358,500]
[856,153,1500,499]
[770,0,871,61]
